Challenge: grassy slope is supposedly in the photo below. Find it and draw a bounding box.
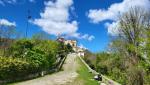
[66,57,99,85]
[77,57,99,85]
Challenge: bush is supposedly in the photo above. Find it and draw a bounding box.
[25,50,49,71]
[0,57,31,80]
[32,40,59,66]
[7,39,34,57]
[7,39,60,68]
[127,67,144,85]
[84,50,96,70]
[0,38,70,81]
[97,64,108,74]
[110,68,126,84]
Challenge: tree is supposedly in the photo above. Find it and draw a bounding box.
[118,7,149,65]
[144,10,150,63]
[0,24,16,56]
[66,44,73,53]
[109,7,150,85]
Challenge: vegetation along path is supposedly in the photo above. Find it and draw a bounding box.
[12,53,79,85]
[11,53,100,85]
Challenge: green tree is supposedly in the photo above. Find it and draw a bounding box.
[109,7,150,85]
[66,44,73,53]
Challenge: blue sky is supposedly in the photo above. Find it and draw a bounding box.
[0,0,150,52]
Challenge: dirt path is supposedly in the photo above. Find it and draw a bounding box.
[14,53,79,85]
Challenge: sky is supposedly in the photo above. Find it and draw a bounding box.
[0,0,150,52]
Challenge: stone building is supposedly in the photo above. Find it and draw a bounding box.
[64,40,77,51]
[56,37,85,57]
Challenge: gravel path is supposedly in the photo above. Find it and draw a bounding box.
[14,53,79,85]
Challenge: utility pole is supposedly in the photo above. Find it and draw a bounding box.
[26,10,32,38]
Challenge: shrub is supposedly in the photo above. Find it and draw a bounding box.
[0,38,69,81]
[25,50,49,71]
[7,39,34,58]
[32,40,60,67]
[7,39,60,68]
[0,57,31,80]
[127,67,144,85]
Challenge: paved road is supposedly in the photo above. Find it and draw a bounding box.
[14,53,79,85]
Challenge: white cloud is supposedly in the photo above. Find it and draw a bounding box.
[105,21,120,36]
[33,0,77,35]
[79,44,88,50]
[0,0,35,5]
[87,0,150,36]
[88,9,117,23]
[0,19,16,27]
[32,0,95,41]
[88,35,95,41]
[69,33,95,41]
[88,0,150,23]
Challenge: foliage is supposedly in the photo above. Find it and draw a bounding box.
[126,67,144,85]
[0,57,31,80]
[84,7,150,85]
[7,39,34,57]
[66,44,73,53]
[25,50,49,71]
[32,40,60,67]
[83,50,96,69]
[0,38,71,81]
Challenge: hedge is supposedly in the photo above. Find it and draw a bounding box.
[0,57,32,80]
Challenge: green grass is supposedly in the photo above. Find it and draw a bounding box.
[76,57,99,85]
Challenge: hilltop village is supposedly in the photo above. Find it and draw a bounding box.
[57,37,85,57]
